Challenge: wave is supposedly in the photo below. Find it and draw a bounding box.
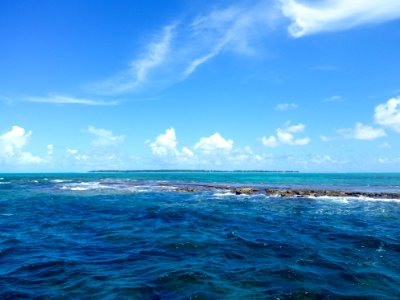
[306,195,400,203]
[50,179,71,183]
[59,181,169,193]
[60,182,114,191]
[212,192,235,197]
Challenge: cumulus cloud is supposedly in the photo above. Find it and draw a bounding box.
[148,128,266,168]
[262,122,310,147]
[149,128,194,162]
[374,96,400,132]
[150,128,178,157]
[194,133,233,153]
[87,126,125,147]
[275,102,298,111]
[338,122,386,140]
[0,126,44,165]
[27,95,119,106]
[281,0,400,37]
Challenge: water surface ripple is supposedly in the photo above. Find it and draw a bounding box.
[0,173,399,299]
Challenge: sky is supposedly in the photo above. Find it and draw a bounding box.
[1,0,400,172]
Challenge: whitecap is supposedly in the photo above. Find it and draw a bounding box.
[307,195,400,203]
[213,192,236,197]
[51,179,69,183]
[60,182,111,191]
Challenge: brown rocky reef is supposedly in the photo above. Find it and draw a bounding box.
[167,184,399,199]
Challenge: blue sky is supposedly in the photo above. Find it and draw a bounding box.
[1,0,400,172]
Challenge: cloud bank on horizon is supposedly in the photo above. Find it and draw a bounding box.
[3,95,400,170]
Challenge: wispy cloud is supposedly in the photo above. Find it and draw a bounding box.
[89,2,279,95]
[281,0,400,37]
[27,95,119,106]
[90,25,176,95]
[324,95,345,102]
[87,126,125,147]
[312,65,338,72]
[275,102,298,111]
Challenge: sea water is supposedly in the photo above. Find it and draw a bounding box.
[0,172,399,299]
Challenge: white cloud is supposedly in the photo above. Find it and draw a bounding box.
[148,128,195,164]
[150,128,178,156]
[67,148,79,156]
[374,96,400,132]
[261,136,280,147]
[182,146,194,158]
[281,0,400,37]
[378,158,391,164]
[194,133,233,153]
[338,122,386,140]
[275,102,298,111]
[90,2,278,95]
[0,126,44,165]
[92,25,175,94]
[47,144,54,156]
[87,126,125,147]
[18,152,44,164]
[311,154,334,165]
[183,3,277,76]
[66,149,89,162]
[324,95,345,102]
[64,147,134,171]
[27,95,119,106]
[262,122,310,147]
[148,128,267,168]
[1,126,31,151]
[320,135,331,142]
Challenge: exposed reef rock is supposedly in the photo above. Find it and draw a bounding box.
[165,184,400,199]
[234,188,258,195]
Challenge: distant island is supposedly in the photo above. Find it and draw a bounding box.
[89,170,300,173]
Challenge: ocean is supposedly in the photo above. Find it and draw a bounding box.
[1,172,399,299]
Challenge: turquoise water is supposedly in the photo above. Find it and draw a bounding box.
[1,172,400,298]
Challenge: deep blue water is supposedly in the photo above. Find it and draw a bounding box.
[1,172,400,299]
